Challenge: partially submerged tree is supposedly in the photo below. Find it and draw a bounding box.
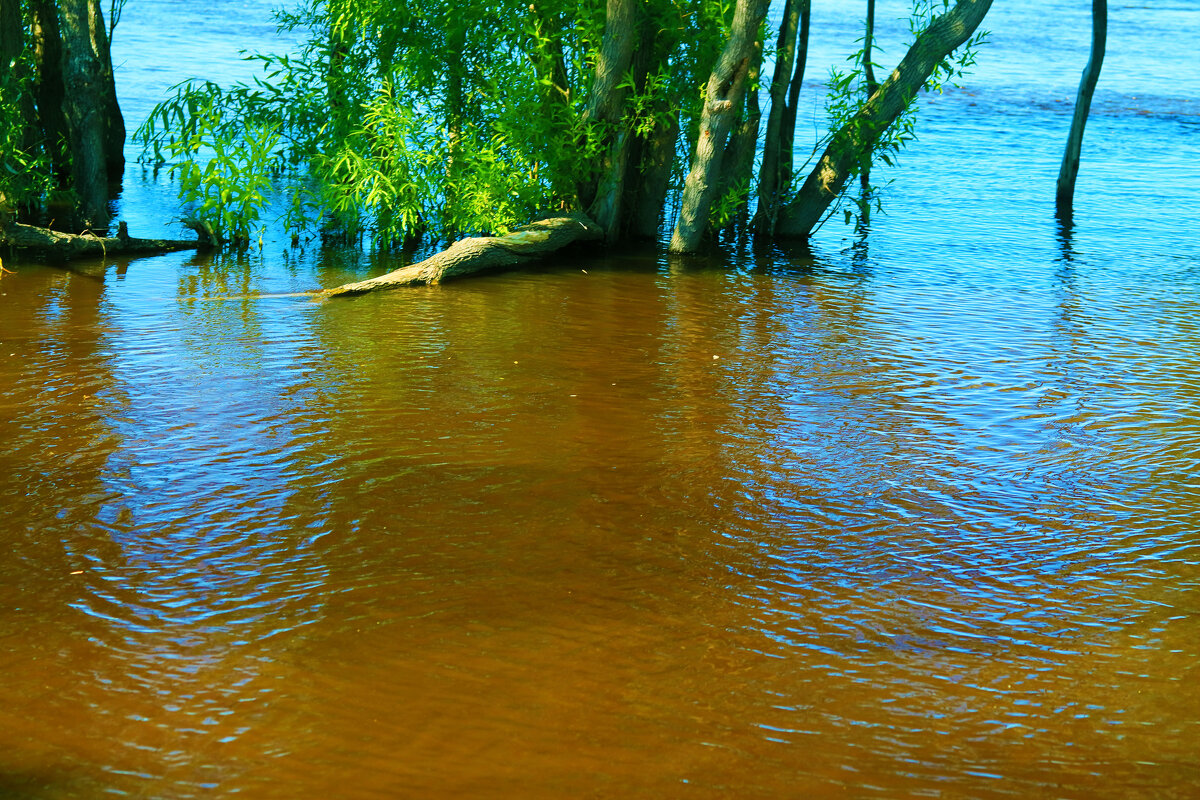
[777,0,992,238]
[0,0,190,259]
[135,0,995,281]
[1056,0,1106,217]
[669,0,770,253]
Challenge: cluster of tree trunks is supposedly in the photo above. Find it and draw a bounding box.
[669,0,770,253]
[326,0,997,295]
[1,0,215,259]
[5,0,1103,293]
[2,0,123,230]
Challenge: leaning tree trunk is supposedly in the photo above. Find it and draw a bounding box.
[318,214,602,296]
[777,0,993,239]
[58,0,111,229]
[1056,0,1106,216]
[718,38,764,238]
[670,0,770,253]
[583,0,638,241]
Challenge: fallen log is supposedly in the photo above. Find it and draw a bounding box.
[317,214,602,297]
[0,220,206,261]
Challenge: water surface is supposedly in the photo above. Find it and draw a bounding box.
[1,0,1198,797]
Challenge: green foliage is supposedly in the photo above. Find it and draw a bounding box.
[135,0,744,249]
[138,81,279,245]
[138,0,618,248]
[710,177,751,230]
[0,31,53,214]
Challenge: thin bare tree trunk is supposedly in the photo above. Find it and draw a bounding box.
[778,0,810,193]
[670,0,769,253]
[860,0,879,195]
[754,0,809,237]
[778,0,992,239]
[1056,0,1106,216]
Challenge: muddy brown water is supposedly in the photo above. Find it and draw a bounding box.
[2,0,1199,797]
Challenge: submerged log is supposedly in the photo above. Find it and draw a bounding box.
[319,214,602,297]
[0,220,206,260]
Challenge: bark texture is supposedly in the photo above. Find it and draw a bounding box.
[1056,0,1106,215]
[58,0,110,228]
[319,214,602,297]
[777,0,810,194]
[89,0,124,178]
[1,219,204,260]
[583,0,638,240]
[670,0,770,253]
[623,12,679,240]
[31,0,69,182]
[777,0,992,239]
[718,38,763,234]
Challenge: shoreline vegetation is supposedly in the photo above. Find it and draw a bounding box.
[1,0,1103,293]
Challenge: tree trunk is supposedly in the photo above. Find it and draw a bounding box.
[0,218,205,260]
[669,0,770,253]
[31,0,70,184]
[88,0,124,179]
[58,0,111,228]
[1056,0,1106,216]
[754,0,803,236]
[859,0,879,195]
[583,0,638,241]
[627,105,678,240]
[777,0,992,239]
[718,38,763,237]
[622,12,679,241]
[318,214,602,296]
[778,0,810,194]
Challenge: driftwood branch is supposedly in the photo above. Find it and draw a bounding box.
[0,220,206,260]
[318,214,602,297]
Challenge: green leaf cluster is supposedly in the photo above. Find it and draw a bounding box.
[0,31,54,215]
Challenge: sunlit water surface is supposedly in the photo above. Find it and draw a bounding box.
[1,0,1198,797]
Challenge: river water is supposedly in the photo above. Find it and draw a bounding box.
[2,0,1199,797]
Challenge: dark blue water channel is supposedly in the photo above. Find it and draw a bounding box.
[1,0,1198,797]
